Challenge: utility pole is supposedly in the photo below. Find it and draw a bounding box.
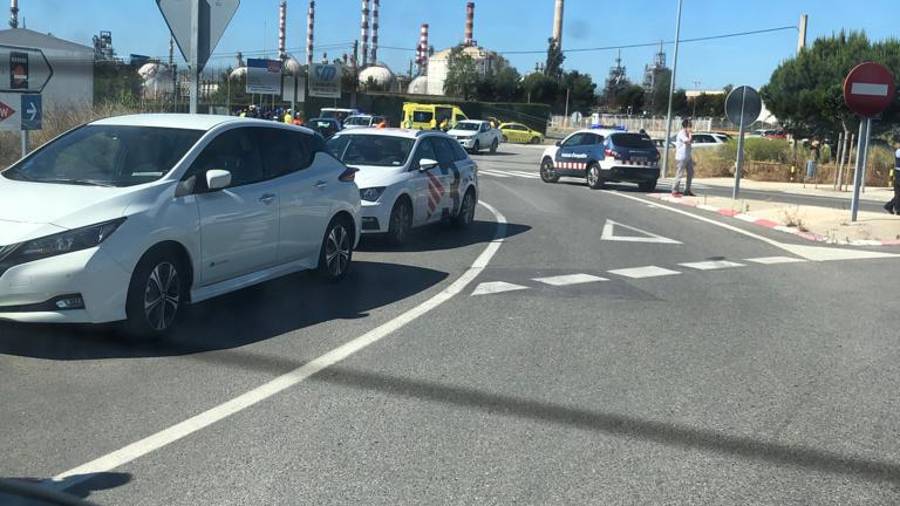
[661,0,684,179]
[189,0,200,114]
[797,14,808,54]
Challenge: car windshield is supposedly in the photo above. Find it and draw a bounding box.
[326,134,414,167]
[2,125,202,187]
[453,122,480,131]
[610,133,656,149]
[345,116,371,126]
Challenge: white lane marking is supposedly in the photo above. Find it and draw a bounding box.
[734,213,759,223]
[52,202,509,488]
[600,219,682,244]
[697,204,720,212]
[603,191,900,262]
[745,256,807,265]
[471,281,528,295]
[479,169,511,178]
[679,260,745,270]
[851,82,889,97]
[532,273,608,286]
[508,170,541,179]
[608,266,681,279]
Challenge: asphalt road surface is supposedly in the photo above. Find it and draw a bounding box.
[3,144,900,505]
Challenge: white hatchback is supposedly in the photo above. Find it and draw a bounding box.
[325,128,478,244]
[0,114,361,336]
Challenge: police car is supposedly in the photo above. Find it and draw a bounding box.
[540,128,660,191]
[325,129,478,245]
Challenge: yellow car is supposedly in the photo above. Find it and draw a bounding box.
[499,122,544,144]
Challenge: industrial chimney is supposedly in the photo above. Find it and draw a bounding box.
[464,2,474,47]
[278,0,287,60]
[9,0,18,29]
[360,0,370,67]
[416,23,429,74]
[370,0,380,64]
[306,0,315,67]
[552,0,564,48]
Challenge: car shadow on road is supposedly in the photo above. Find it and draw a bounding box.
[358,220,531,253]
[0,472,130,505]
[0,260,448,361]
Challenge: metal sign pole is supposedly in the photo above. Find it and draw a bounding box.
[850,118,870,222]
[189,0,200,114]
[661,0,684,179]
[20,129,27,158]
[733,87,747,200]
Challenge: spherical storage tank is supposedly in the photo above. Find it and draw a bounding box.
[407,75,428,95]
[358,65,395,87]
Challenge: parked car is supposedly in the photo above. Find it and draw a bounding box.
[325,128,479,245]
[540,129,659,191]
[308,117,342,138]
[319,107,360,126]
[343,114,388,129]
[0,114,361,336]
[687,131,731,149]
[498,122,544,144]
[447,119,503,154]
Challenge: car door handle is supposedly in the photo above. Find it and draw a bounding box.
[259,193,276,204]
[314,180,328,189]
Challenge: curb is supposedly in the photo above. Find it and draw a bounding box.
[645,193,900,247]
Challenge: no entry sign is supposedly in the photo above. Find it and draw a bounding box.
[843,62,896,117]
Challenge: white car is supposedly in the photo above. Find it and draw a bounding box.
[669,131,731,149]
[446,120,503,154]
[325,128,478,245]
[0,114,361,337]
[343,114,388,129]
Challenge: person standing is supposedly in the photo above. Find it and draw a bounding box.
[884,142,900,214]
[672,119,695,197]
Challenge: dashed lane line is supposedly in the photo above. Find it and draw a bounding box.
[678,260,746,271]
[471,281,529,295]
[532,273,608,286]
[745,256,808,265]
[607,266,682,279]
[52,202,509,490]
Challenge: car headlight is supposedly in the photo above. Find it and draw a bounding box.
[359,187,386,202]
[0,218,126,275]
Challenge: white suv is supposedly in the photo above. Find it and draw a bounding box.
[326,128,479,245]
[0,114,361,336]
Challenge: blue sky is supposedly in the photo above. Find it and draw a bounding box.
[15,0,899,90]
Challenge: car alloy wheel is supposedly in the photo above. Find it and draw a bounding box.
[143,261,180,332]
[587,163,603,190]
[540,159,559,183]
[324,222,351,277]
[454,189,476,228]
[388,200,411,245]
[490,139,498,154]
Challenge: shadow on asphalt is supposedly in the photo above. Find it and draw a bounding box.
[183,348,900,486]
[470,150,520,157]
[358,220,531,253]
[0,472,130,505]
[0,260,448,361]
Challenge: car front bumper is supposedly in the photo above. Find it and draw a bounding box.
[0,247,132,324]
[456,137,477,149]
[360,199,391,234]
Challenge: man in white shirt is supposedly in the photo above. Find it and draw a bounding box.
[884,142,900,214]
[672,119,695,197]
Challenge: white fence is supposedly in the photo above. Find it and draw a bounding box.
[550,114,717,137]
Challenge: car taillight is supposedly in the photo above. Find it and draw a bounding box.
[605,148,620,159]
[339,167,358,182]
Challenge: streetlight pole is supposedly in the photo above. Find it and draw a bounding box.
[660,0,684,179]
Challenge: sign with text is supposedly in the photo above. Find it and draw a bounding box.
[246,58,282,95]
[308,63,342,98]
[0,45,53,93]
[282,75,305,103]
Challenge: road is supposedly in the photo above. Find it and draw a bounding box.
[3,144,900,505]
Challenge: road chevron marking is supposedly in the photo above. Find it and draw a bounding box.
[532,273,608,286]
[471,281,529,295]
[52,202,509,491]
[608,266,682,279]
[679,260,745,270]
[745,256,807,264]
[601,219,683,244]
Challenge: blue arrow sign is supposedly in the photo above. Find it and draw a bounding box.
[20,94,41,130]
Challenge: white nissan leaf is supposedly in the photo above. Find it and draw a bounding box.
[0,114,361,337]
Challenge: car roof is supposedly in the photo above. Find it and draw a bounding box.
[457,119,487,123]
[90,113,264,131]
[572,128,626,137]
[333,128,446,139]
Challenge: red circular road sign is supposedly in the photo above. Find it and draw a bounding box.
[843,62,896,117]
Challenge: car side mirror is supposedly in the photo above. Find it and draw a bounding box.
[555,140,561,146]
[206,169,232,191]
[418,158,439,171]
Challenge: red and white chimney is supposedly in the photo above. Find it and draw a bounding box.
[9,0,19,29]
[306,0,315,67]
[464,2,474,47]
[416,23,429,74]
[370,0,380,64]
[360,0,370,67]
[278,0,287,60]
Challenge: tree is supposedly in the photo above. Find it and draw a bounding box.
[760,31,900,139]
[443,45,479,99]
[522,71,561,106]
[94,61,142,106]
[618,84,646,114]
[560,70,597,113]
[544,38,565,80]
[650,68,673,115]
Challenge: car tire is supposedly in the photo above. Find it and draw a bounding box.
[530,136,541,144]
[454,188,477,228]
[472,140,480,153]
[317,215,353,282]
[124,247,188,339]
[502,135,509,143]
[638,180,657,192]
[540,158,559,183]
[490,138,498,154]
[586,162,604,190]
[386,198,412,246]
